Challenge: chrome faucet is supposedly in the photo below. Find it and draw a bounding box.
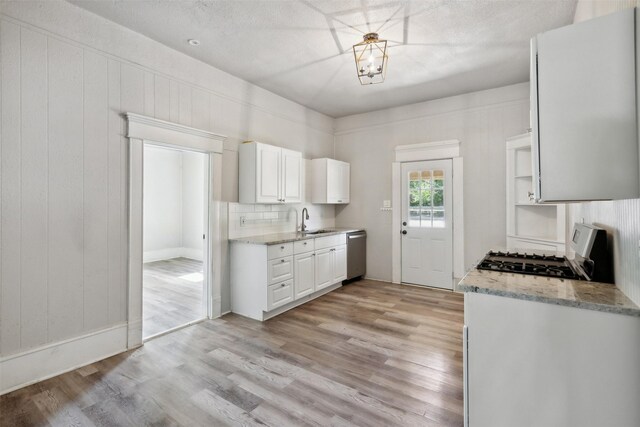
[301,207,310,232]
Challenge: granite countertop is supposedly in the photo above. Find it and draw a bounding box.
[229,227,365,245]
[458,269,640,317]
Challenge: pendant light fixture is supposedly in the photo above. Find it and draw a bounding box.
[352,32,388,85]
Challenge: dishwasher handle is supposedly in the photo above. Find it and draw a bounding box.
[348,234,365,240]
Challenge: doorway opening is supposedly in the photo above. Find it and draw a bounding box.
[142,144,208,339]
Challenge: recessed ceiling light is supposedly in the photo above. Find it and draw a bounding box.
[188,39,200,46]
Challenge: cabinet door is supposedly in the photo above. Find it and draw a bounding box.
[333,245,347,283]
[338,162,350,203]
[294,252,315,299]
[326,160,341,203]
[281,148,302,203]
[256,144,281,203]
[326,160,350,203]
[533,9,639,202]
[315,248,334,290]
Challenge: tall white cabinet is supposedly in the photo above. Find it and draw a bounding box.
[311,158,350,204]
[506,133,566,253]
[239,141,302,204]
[531,8,640,202]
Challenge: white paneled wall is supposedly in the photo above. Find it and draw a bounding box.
[334,84,530,281]
[569,0,640,306]
[568,201,640,305]
[0,1,334,358]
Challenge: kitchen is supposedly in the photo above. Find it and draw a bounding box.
[1,1,639,426]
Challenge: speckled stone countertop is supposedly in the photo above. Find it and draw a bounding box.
[458,269,640,317]
[229,228,365,245]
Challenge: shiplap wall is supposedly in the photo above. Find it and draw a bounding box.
[568,0,640,306]
[0,1,334,357]
[334,84,530,281]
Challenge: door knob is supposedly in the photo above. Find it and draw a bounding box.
[402,230,407,235]
[402,221,407,226]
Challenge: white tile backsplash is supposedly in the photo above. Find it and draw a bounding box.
[228,202,335,239]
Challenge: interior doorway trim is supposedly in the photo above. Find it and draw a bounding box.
[392,139,464,286]
[126,113,226,349]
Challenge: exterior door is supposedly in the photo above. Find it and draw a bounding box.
[401,159,453,289]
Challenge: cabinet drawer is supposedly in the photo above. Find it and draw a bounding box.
[315,234,346,250]
[294,239,314,254]
[267,242,293,259]
[268,256,293,285]
[267,280,293,310]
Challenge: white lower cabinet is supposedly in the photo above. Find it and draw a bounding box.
[464,292,640,426]
[267,280,293,310]
[333,245,347,282]
[268,256,293,285]
[231,233,347,321]
[314,248,334,291]
[294,252,315,299]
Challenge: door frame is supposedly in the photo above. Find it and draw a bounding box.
[126,113,226,349]
[392,140,464,287]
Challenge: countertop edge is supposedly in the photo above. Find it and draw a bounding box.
[457,283,640,317]
[229,228,365,245]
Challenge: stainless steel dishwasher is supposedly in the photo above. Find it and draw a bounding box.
[346,230,366,280]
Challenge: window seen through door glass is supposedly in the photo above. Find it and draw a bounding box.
[408,169,445,228]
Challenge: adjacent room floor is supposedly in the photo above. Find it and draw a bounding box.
[143,257,204,338]
[0,280,465,426]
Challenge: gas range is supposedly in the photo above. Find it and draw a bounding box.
[477,251,582,280]
[476,223,614,283]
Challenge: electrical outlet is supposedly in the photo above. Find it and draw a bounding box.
[383,200,391,208]
[240,216,246,226]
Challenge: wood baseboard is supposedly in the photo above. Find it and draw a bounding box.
[143,247,203,263]
[0,323,128,395]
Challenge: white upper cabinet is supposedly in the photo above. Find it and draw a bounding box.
[281,148,302,203]
[239,142,302,204]
[531,8,640,202]
[311,158,350,204]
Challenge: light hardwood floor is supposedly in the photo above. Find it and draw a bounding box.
[143,257,204,338]
[0,280,465,426]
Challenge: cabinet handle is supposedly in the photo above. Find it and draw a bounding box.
[312,253,315,256]
[281,283,286,287]
[337,200,342,202]
[281,259,285,263]
[280,246,285,249]
[303,242,307,245]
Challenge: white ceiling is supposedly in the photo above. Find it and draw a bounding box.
[69,0,577,118]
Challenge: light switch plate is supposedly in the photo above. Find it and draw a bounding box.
[383,200,391,208]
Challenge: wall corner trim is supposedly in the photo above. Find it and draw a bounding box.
[0,323,128,396]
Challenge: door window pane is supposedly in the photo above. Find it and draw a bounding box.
[407,168,446,228]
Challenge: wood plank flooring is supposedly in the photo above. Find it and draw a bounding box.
[0,279,465,426]
[143,257,204,338]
